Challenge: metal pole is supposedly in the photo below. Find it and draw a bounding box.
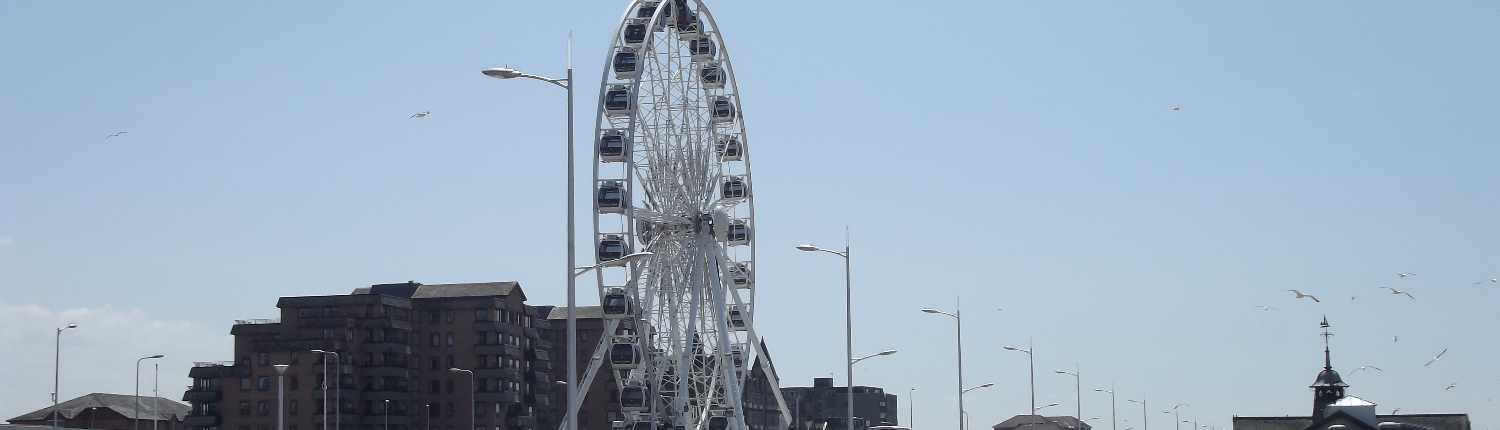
[277,365,289,430]
[908,388,914,430]
[564,33,579,430]
[1074,365,1079,427]
[53,324,77,427]
[155,363,161,430]
[955,305,963,430]
[1029,339,1035,420]
[844,238,853,430]
[1110,386,1117,430]
[334,352,341,430]
[384,400,389,430]
[322,353,328,430]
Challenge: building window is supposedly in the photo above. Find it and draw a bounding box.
[446,403,454,417]
[430,311,440,323]
[431,334,440,346]
[258,376,269,390]
[240,378,251,390]
[446,333,454,346]
[446,310,454,323]
[430,357,439,370]
[324,307,337,317]
[290,375,299,390]
[290,351,299,365]
[428,404,440,418]
[446,379,454,393]
[257,401,269,415]
[258,353,269,366]
[430,380,440,393]
[299,308,309,318]
[446,356,454,369]
[290,400,299,415]
[239,402,250,416]
[323,329,334,339]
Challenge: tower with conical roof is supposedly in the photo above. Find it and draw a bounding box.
[1309,316,1347,420]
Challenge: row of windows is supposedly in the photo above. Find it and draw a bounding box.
[239,376,298,391]
[238,400,297,416]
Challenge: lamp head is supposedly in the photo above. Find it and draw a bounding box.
[1003,346,1019,351]
[310,349,327,353]
[65,323,78,329]
[1094,388,1107,392]
[147,354,164,359]
[877,350,897,356]
[921,309,939,313]
[1054,370,1066,374]
[979,383,994,388]
[482,68,522,79]
[449,367,464,372]
[795,245,820,252]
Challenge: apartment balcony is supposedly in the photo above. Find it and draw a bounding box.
[359,318,413,331]
[529,361,552,372]
[188,362,250,379]
[362,389,416,402]
[230,322,281,336]
[312,363,359,375]
[525,348,550,361]
[473,368,518,380]
[298,317,356,329]
[184,414,219,427]
[531,319,551,330]
[359,341,413,355]
[474,391,520,403]
[363,365,413,378]
[313,413,360,425]
[473,344,506,355]
[181,388,221,403]
[312,387,362,399]
[250,339,344,353]
[524,371,549,383]
[533,339,553,349]
[523,328,540,339]
[525,394,549,406]
[361,414,414,425]
[473,321,510,332]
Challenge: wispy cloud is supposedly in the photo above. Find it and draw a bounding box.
[0,302,232,421]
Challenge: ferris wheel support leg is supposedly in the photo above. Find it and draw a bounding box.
[672,234,708,423]
[707,258,749,430]
[713,244,792,429]
[560,319,623,430]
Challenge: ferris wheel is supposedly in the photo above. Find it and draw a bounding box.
[580,1,790,430]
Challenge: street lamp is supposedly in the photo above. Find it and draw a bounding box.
[797,241,854,430]
[962,380,995,430]
[276,365,289,430]
[1093,386,1117,430]
[962,383,994,394]
[1162,404,1188,430]
[920,307,962,430]
[908,388,914,430]
[1034,403,1059,414]
[1054,367,1080,424]
[311,350,341,430]
[135,354,164,430]
[482,34,576,430]
[850,350,897,364]
[383,400,390,430]
[1125,399,1146,430]
[1002,343,1035,416]
[450,368,475,430]
[573,251,654,277]
[52,323,78,427]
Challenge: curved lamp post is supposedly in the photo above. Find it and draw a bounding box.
[1054,367,1079,426]
[311,350,341,430]
[450,368,475,430]
[961,379,995,430]
[920,307,962,430]
[797,241,853,430]
[1093,386,1116,430]
[135,354,164,430]
[1162,404,1188,430]
[481,34,575,430]
[1126,399,1146,430]
[53,323,78,427]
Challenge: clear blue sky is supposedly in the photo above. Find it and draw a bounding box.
[2,1,1497,429]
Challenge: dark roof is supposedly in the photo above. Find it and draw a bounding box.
[9,393,188,422]
[546,306,603,320]
[1311,368,1348,388]
[993,415,1088,430]
[412,282,523,300]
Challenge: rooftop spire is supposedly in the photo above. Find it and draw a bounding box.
[1320,315,1333,370]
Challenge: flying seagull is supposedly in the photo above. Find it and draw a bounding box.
[1171,107,1180,111]
[1252,305,1280,311]
[1478,279,1497,284]
[411,111,430,118]
[1393,335,1398,342]
[1350,295,1356,300]
[1424,348,1448,366]
[1349,365,1382,375]
[106,131,126,138]
[1382,287,1416,299]
[1397,273,1416,278]
[1445,382,1458,390]
[1286,289,1320,302]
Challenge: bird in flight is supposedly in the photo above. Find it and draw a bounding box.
[1478,279,1497,284]
[1393,335,1398,342]
[1251,305,1280,311]
[1382,287,1415,299]
[1424,348,1448,366]
[1350,365,1382,375]
[1171,107,1180,111]
[1286,289,1320,302]
[1350,295,1356,301]
[411,111,430,118]
[1445,382,1458,390]
[1397,273,1416,278]
[106,131,126,138]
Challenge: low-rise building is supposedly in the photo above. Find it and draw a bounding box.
[7,392,188,430]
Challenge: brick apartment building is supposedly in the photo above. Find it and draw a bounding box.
[182,282,559,430]
[782,378,897,430]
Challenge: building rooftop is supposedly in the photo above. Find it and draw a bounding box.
[412,282,522,299]
[8,393,188,423]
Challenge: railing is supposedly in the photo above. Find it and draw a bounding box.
[194,361,236,367]
[234,318,281,325]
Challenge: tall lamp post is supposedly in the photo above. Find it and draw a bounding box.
[1162,405,1188,430]
[311,350,341,430]
[958,384,993,430]
[1002,342,1035,430]
[275,365,289,430]
[481,34,575,430]
[908,388,914,430]
[135,354,165,430]
[1125,399,1146,430]
[920,306,962,430]
[1054,367,1079,424]
[450,368,475,430]
[383,400,390,430]
[1093,386,1117,430]
[53,323,78,427]
[796,240,854,430]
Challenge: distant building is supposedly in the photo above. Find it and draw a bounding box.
[1231,317,1471,430]
[782,378,898,430]
[7,392,188,430]
[180,281,558,430]
[991,415,1091,430]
